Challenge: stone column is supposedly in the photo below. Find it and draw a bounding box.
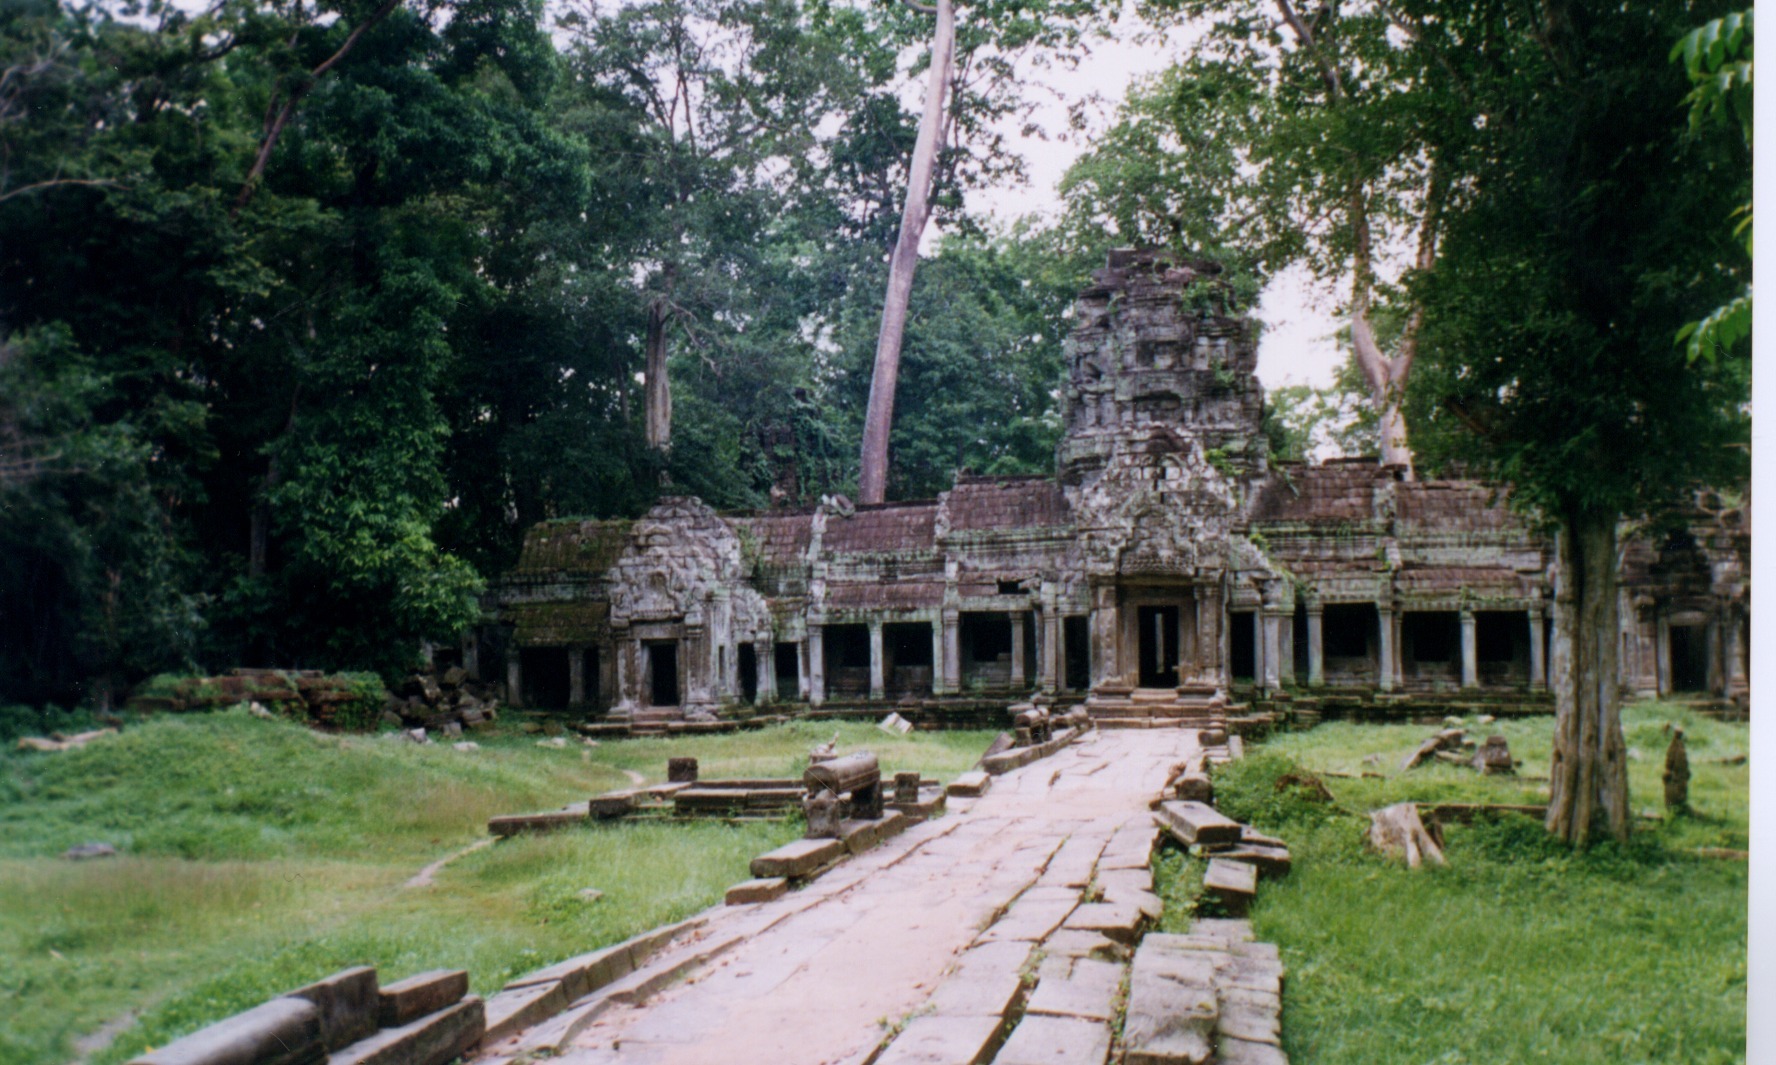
[942,609,961,692]
[1654,614,1671,696]
[757,636,776,703]
[1091,583,1119,687]
[1724,609,1746,697]
[1306,606,1324,686]
[1460,610,1478,689]
[568,646,587,706]
[930,619,946,695]
[1377,606,1396,693]
[1040,594,1061,693]
[1706,616,1724,695]
[506,648,523,708]
[461,632,480,681]
[1528,611,1546,688]
[797,640,810,699]
[1279,614,1296,685]
[868,619,886,700]
[1009,612,1027,689]
[808,625,826,706]
[1261,613,1281,692]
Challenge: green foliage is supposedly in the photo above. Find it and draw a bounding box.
[1672,9,1753,364]
[1210,752,1343,830]
[1223,703,1747,1063]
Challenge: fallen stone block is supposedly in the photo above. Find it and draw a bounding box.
[286,967,379,1052]
[1040,929,1127,962]
[994,1014,1112,1065]
[487,804,587,837]
[328,996,483,1065]
[874,1013,1003,1065]
[377,970,468,1029]
[482,982,567,1045]
[588,792,637,819]
[838,817,883,855]
[1203,858,1258,914]
[725,877,788,905]
[129,998,324,1065]
[1202,842,1292,879]
[947,770,992,798]
[749,837,845,880]
[1153,801,1243,846]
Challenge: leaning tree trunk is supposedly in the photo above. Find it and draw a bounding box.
[1545,510,1630,845]
[857,0,955,505]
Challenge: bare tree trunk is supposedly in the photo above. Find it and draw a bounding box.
[1545,511,1630,845]
[644,298,672,455]
[857,0,954,505]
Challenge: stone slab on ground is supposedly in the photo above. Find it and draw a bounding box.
[327,996,484,1065]
[286,966,380,1051]
[482,982,568,1045]
[874,1013,1005,1065]
[1203,843,1292,879]
[1122,940,1220,1065]
[749,837,845,879]
[1025,956,1123,1022]
[724,878,788,905]
[488,805,587,837]
[377,970,467,1028]
[1062,901,1148,944]
[947,770,992,797]
[1153,801,1243,845]
[129,997,325,1065]
[888,787,948,821]
[1040,929,1127,961]
[923,940,1032,1018]
[1202,859,1258,914]
[1217,1037,1290,1065]
[1218,1001,1282,1045]
[993,1014,1112,1065]
[976,893,1079,944]
[1039,834,1106,888]
[503,944,632,1002]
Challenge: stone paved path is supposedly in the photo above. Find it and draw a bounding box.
[486,729,1199,1065]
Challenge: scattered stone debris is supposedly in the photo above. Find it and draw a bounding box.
[62,842,119,861]
[1366,802,1447,869]
[1400,727,1472,771]
[877,711,913,735]
[575,888,604,904]
[16,728,118,753]
[1469,734,1516,775]
[534,737,568,749]
[404,728,431,745]
[452,741,480,752]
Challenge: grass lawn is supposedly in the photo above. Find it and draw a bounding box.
[1155,700,1748,1065]
[0,710,994,1065]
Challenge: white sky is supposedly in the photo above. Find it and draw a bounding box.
[955,6,1345,391]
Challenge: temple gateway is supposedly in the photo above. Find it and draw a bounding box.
[482,251,1749,728]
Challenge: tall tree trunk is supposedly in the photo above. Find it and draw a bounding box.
[644,298,672,456]
[857,0,955,505]
[1545,509,1631,845]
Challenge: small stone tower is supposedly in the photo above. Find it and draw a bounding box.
[1056,248,1268,487]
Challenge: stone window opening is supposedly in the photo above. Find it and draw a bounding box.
[960,613,1014,689]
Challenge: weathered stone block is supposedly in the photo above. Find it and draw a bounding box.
[1122,942,1219,1065]
[924,940,1032,1018]
[503,943,632,1002]
[947,770,992,798]
[874,1013,1003,1065]
[285,966,379,1051]
[482,982,567,1045]
[1063,901,1148,945]
[1203,858,1258,914]
[1153,801,1242,846]
[328,996,484,1065]
[994,1014,1112,1065]
[377,970,468,1029]
[129,998,324,1065]
[1025,957,1123,1022]
[725,877,788,905]
[667,756,698,782]
[749,837,844,879]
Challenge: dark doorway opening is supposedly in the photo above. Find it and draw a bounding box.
[1229,610,1256,680]
[1064,616,1091,691]
[960,613,1014,688]
[1137,605,1181,688]
[1293,607,1311,679]
[885,622,934,694]
[775,643,801,698]
[1669,624,1708,692]
[738,643,757,703]
[1322,603,1375,658]
[520,648,570,709]
[579,646,601,708]
[1022,614,1039,689]
[646,641,679,706]
[1403,612,1458,663]
[825,624,870,696]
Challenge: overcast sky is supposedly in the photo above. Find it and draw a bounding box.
[955,5,1345,391]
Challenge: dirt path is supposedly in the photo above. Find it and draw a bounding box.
[501,729,1195,1065]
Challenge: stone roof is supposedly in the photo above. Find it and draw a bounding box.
[511,601,609,646]
[733,513,814,567]
[826,581,945,610]
[512,520,634,576]
[1395,481,1519,532]
[823,502,939,555]
[944,476,1071,532]
[1249,461,1383,525]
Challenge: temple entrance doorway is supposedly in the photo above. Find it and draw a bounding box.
[738,643,758,703]
[1137,605,1181,688]
[647,641,680,706]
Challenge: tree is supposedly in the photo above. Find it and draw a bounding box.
[1405,0,1751,845]
[1672,8,1752,364]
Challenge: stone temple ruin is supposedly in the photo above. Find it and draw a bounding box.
[481,250,1749,728]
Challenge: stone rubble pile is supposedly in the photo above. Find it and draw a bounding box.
[382,666,502,736]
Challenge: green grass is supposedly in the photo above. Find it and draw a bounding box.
[0,709,995,1065]
[1162,702,1748,1065]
